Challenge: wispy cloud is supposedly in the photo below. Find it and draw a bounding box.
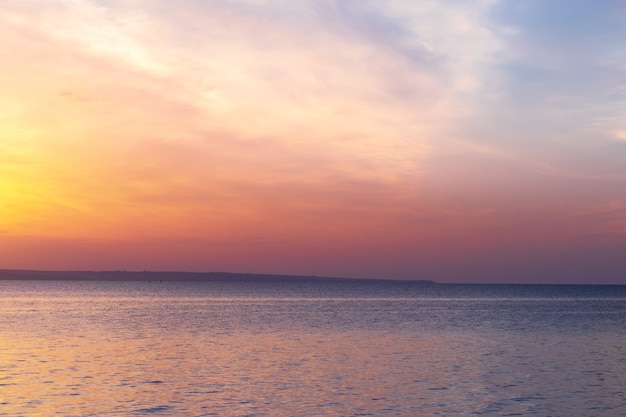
[1,0,626,282]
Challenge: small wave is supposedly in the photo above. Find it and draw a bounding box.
[135,405,172,414]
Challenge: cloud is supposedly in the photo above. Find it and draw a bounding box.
[2,1,626,281]
[1,0,447,197]
[486,0,626,132]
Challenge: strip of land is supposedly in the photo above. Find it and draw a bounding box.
[0,269,434,284]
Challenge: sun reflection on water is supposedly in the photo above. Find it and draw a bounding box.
[1,281,625,416]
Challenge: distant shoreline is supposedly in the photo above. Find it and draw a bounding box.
[0,269,436,284]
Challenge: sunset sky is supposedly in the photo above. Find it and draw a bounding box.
[2,0,626,283]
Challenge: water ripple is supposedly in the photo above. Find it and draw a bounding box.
[0,281,624,416]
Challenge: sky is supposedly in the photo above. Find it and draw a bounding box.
[1,0,626,284]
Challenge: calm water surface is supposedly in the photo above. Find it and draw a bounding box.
[1,281,625,416]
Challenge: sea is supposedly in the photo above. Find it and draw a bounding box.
[0,280,625,416]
